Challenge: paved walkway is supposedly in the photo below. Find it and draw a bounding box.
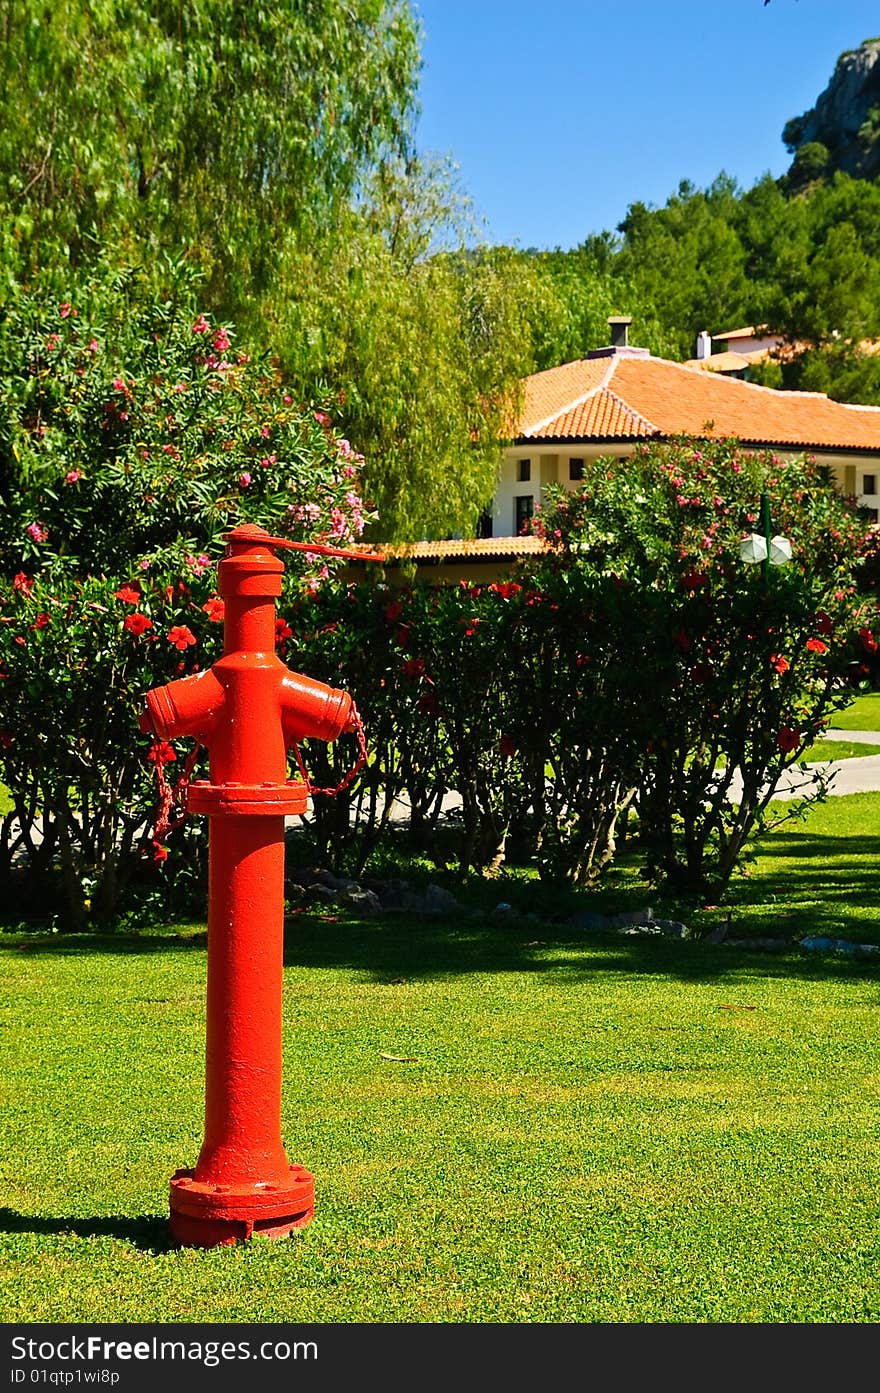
[380,730,880,820]
[728,728,880,803]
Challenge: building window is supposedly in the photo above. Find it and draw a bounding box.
[864,474,877,495]
[569,457,584,481]
[867,508,879,523]
[515,495,534,534]
[477,508,493,538]
[517,458,531,482]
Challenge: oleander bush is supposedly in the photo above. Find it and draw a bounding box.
[289,437,880,895]
[0,263,373,926]
[2,278,879,928]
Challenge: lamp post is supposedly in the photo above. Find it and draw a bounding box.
[739,491,792,583]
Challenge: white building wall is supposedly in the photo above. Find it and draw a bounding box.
[488,446,880,537]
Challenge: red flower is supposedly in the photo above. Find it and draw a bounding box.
[275,618,293,643]
[12,572,33,595]
[417,691,440,715]
[859,627,878,654]
[674,630,692,652]
[124,613,153,636]
[489,581,522,600]
[32,612,50,630]
[805,637,827,654]
[770,654,790,674]
[114,584,141,604]
[167,625,197,650]
[815,612,834,636]
[147,741,177,766]
[498,734,516,759]
[384,601,404,623]
[153,844,169,863]
[402,658,425,680]
[777,726,800,753]
[202,597,225,623]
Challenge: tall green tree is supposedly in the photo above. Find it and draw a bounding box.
[279,162,539,539]
[0,0,420,320]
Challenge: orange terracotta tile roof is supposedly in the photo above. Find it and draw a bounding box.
[682,350,753,373]
[713,324,765,342]
[346,536,548,562]
[516,352,880,452]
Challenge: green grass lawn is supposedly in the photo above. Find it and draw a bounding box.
[801,738,880,761]
[2,794,880,1323]
[828,691,880,731]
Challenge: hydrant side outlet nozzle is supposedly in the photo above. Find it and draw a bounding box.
[138,524,369,1248]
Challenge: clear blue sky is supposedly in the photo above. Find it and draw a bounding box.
[412,0,880,251]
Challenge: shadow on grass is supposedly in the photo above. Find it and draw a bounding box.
[2,914,879,988]
[0,1208,170,1254]
[3,826,880,986]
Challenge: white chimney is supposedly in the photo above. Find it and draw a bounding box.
[695,331,711,360]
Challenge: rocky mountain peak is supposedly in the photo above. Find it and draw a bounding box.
[783,36,880,184]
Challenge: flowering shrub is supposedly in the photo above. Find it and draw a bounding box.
[0,267,373,925]
[532,438,880,892]
[287,438,880,896]
[284,575,528,875]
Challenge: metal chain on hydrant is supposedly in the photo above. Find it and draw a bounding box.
[290,700,368,798]
[148,741,202,863]
[147,703,366,862]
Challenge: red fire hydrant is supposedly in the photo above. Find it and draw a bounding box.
[138,523,379,1248]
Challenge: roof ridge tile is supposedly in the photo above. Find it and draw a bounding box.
[523,357,616,437]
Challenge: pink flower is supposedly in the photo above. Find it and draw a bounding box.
[191,314,210,334]
[239,472,252,489]
[26,522,47,543]
[65,470,82,484]
[283,395,292,405]
[59,302,72,318]
[212,328,231,353]
[88,339,99,355]
[314,411,331,427]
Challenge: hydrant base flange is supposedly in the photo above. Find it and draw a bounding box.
[168,1166,315,1249]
